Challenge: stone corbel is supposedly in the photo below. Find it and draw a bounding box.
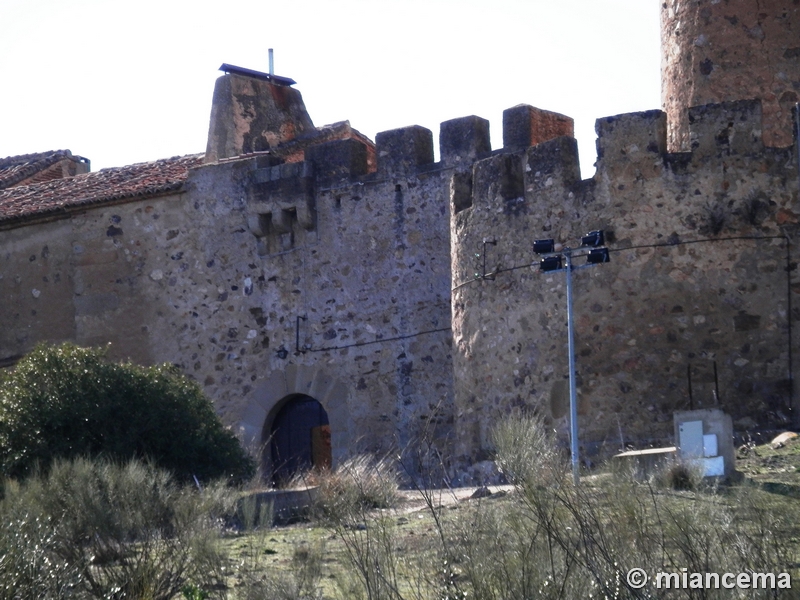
[247,213,269,237]
[293,191,316,230]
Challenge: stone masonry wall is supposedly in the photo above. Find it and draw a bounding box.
[2,80,799,477]
[0,195,180,368]
[662,0,800,151]
[451,99,799,464]
[0,127,458,472]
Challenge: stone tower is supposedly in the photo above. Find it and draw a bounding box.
[661,0,800,151]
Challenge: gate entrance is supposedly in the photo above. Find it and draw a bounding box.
[269,394,331,484]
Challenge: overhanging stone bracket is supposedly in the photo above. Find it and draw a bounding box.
[246,161,316,247]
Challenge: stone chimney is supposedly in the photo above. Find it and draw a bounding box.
[205,66,315,162]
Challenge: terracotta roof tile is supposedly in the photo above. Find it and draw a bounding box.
[0,154,203,225]
[0,150,89,190]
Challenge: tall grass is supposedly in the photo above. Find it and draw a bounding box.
[322,415,798,600]
[0,458,233,600]
[459,413,797,599]
[309,455,437,600]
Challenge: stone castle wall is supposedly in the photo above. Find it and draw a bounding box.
[662,0,800,151]
[2,0,799,476]
[1,96,798,475]
[451,99,799,463]
[0,125,459,472]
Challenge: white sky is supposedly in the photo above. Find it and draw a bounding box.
[0,0,661,179]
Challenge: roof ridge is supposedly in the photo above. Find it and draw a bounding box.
[0,150,89,191]
[0,149,72,166]
[0,153,204,226]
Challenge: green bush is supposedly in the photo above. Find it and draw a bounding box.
[0,343,255,482]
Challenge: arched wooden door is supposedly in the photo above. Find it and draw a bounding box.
[269,394,331,484]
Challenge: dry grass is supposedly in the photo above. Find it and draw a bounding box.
[5,432,800,599]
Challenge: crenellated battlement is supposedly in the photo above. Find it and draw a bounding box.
[449,91,799,462]
[234,96,795,240]
[440,116,491,167]
[4,7,800,482]
[215,86,800,272]
[595,109,667,163]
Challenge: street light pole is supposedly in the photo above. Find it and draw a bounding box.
[534,231,609,487]
[564,248,580,486]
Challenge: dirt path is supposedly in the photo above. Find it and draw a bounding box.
[395,485,515,514]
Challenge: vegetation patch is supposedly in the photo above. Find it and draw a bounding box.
[0,343,254,483]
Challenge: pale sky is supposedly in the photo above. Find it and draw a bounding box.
[0,0,661,179]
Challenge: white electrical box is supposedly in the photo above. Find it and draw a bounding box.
[703,434,718,457]
[679,420,704,458]
[694,456,725,477]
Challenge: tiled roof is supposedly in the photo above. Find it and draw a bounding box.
[0,150,88,190]
[0,154,203,225]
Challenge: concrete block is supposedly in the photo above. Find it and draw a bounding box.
[674,409,735,478]
[612,446,677,481]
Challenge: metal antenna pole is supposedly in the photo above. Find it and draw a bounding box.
[565,248,580,486]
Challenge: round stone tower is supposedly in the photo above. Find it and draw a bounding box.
[661,0,800,151]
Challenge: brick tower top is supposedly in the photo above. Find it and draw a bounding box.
[661,0,800,152]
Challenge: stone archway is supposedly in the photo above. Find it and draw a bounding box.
[237,364,350,480]
[269,394,331,483]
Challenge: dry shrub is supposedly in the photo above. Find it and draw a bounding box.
[460,412,797,599]
[322,415,798,599]
[656,460,703,491]
[315,455,399,518]
[0,457,232,599]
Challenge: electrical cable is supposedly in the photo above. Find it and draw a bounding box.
[290,233,790,356]
[448,231,795,418]
[306,326,452,353]
[451,233,787,291]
